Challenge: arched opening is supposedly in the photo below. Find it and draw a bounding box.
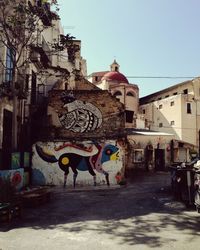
[113,91,122,96]
[126,91,135,97]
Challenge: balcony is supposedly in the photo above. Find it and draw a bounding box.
[30,36,52,68]
[0,82,12,98]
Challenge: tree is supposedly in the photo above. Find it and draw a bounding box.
[0,0,59,150]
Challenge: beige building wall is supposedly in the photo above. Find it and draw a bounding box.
[127,133,174,168]
[96,80,109,90]
[140,78,200,147]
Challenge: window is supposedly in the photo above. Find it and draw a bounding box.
[5,47,16,82]
[183,89,188,94]
[173,92,177,95]
[159,123,163,127]
[159,104,163,109]
[170,121,175,125]
[126,91,135,97]
[95,76,98,82]
[125,110,134,123]
[187,103,192,114]
[158,97,162,100]
[165,95,169,98]
[113,91,122,96]
[143,109,145,114]
[170,101,174,106]
[133,149,144,162]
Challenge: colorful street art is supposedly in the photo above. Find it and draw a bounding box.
[32,141,122,187]
[11,152,20,169]
[0,168,24,190]
[58,92,102,133]
[24,152,30,168]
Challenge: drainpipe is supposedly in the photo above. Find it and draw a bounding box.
[199,130,200,157]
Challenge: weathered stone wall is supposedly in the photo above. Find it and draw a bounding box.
[75,79,100,91]
[37,89,125,140]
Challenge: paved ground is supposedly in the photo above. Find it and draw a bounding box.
[0,171,200,250]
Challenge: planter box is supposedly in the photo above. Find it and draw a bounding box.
[0,203,10,223]
[0,202,22,223]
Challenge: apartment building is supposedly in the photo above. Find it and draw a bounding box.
[0,0,86,170]
[139,78,200,161]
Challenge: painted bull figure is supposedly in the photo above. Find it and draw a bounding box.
[35,143,119,187]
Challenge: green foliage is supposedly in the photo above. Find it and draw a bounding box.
[0,0,60,96]
[0,0,59,65]
[52,34,80,63]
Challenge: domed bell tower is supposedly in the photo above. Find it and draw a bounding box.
[110,59,120,72]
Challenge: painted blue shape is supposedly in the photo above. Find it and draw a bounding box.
[32,169,46,185]
[101,144,119,164]
[76,158,89,171]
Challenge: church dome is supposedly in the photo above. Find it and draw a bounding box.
[102,71,129,84]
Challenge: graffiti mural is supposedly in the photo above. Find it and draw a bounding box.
[11,152,20,169]
[32,141,122,187]
[0,168,24,190]
[24,152,30,168]
[58,92,102,133]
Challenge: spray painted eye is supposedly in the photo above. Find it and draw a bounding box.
[105,149,112,155]
[58,154,70,171]
[61,157,69,165]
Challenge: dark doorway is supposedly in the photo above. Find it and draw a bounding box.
[145,145,153,171]
[155,149,165,171]
[1,109,12,169]
[125,110,134,123]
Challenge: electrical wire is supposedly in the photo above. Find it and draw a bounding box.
[86,75,197,79]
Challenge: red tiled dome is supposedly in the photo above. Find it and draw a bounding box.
[102,71,129,84]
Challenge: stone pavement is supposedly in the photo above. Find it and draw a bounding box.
[0,171,200,250]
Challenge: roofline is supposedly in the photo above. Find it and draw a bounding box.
[139,77,199,104]
[88,71,109,77]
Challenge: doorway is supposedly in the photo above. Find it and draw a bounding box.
[155,149,165,171]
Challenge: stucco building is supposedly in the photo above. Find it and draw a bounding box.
[89,60,144,128]
[139,78,200,162]
[89,61,174,171]
[0,1,88,188]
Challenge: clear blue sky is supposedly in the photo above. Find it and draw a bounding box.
[57,0,200,97]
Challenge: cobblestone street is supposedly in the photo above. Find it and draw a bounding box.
[0,172,200,250]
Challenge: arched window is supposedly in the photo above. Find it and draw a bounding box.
[113,91,122,96]
[126,91,135,97]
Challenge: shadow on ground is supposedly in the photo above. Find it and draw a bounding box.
[1,172,200,248]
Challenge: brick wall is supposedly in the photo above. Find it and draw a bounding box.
[36,89,125,140]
